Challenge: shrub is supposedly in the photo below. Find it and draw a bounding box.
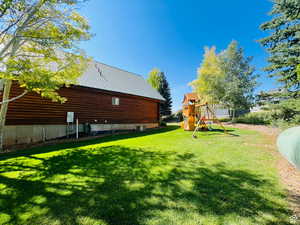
[174,110,183,122]
[159,120,167,127]
[234,111,272,125]
[161,115,175,122]
[269,98,300,126]
[219,98,300,128]
[162,110,184,122]
[219,117,231,122]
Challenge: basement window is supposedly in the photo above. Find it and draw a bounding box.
[112,97,120,106]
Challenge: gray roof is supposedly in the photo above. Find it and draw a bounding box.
[77,61,164,101]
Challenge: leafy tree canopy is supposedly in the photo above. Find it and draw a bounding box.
[0,0,91,102]
[0,0,91,150]
[147,68,161,90]
[190,42,258,118]
[219,41,258,112]
[189,46,224,105]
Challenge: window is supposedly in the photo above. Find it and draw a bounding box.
[112,97,120,106]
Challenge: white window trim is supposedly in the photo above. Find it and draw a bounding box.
[112,97,120,106]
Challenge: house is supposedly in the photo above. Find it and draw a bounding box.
[251,88,287,112]
[2,61,164,146]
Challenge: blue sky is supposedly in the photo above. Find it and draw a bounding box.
[79,0,279,111]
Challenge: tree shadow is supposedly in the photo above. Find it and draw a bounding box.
[0,125,179,161]
[0,145,292,225]
[193,128,240,137]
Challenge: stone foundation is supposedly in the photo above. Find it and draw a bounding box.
[3,123,159,146]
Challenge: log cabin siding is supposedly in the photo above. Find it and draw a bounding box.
[3,82,160,125]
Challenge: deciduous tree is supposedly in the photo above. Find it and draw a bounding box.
[147,68,161,90]
[189,42,257,120]
[219,41,258,119]
[0,0,91,150]
[189,46,224,105]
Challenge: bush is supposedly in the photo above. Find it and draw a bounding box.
[219,117,231,122]
[268,98,300,127]
[161,115,175,122]
[174,110,183,122]
[162,110,184,123]
[270,116,300,129]
[234,111,272,125]
[219,98,300,128]
[159,120,167,127]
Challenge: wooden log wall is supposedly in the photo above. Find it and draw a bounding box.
[2,82,160,125]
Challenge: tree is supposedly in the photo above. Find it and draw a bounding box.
[259,0,300,127]
[259,0,300,95]
[0,0,91,150]
[269,98,300,125]
[219,41,258,119]
[256,89,285,107]
[190,43,257,119]
[158,72,172,116]
[174,109,183,122]
[147,68,161,90]
[189,46,224,105]
[147,68,172,116]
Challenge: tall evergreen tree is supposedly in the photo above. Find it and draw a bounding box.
[147,68,172,116]
[259,0,300,95]
[158,72,172,116]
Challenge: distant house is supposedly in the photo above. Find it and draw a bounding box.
[2,61,164,146]
[251,88,287,113]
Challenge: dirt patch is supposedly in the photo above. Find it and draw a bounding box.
[226,123,300,219]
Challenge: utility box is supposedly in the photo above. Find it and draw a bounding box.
[67,112,74,123]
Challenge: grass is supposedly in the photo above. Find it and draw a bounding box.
[0,126,293,225]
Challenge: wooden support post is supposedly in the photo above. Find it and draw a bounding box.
[76,118,79,139]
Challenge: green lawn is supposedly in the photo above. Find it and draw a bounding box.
[0,126,293,225]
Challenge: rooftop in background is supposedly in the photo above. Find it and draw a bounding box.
[78,61,164,101]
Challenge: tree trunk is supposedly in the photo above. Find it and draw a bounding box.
[0,79,12,151]
[231,109,236,122]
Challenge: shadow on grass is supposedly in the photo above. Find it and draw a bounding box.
[0,126,179,161]
[192,128,240,137]
[0,145,291,225]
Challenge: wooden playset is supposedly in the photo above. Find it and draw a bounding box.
[182,93,227,138]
